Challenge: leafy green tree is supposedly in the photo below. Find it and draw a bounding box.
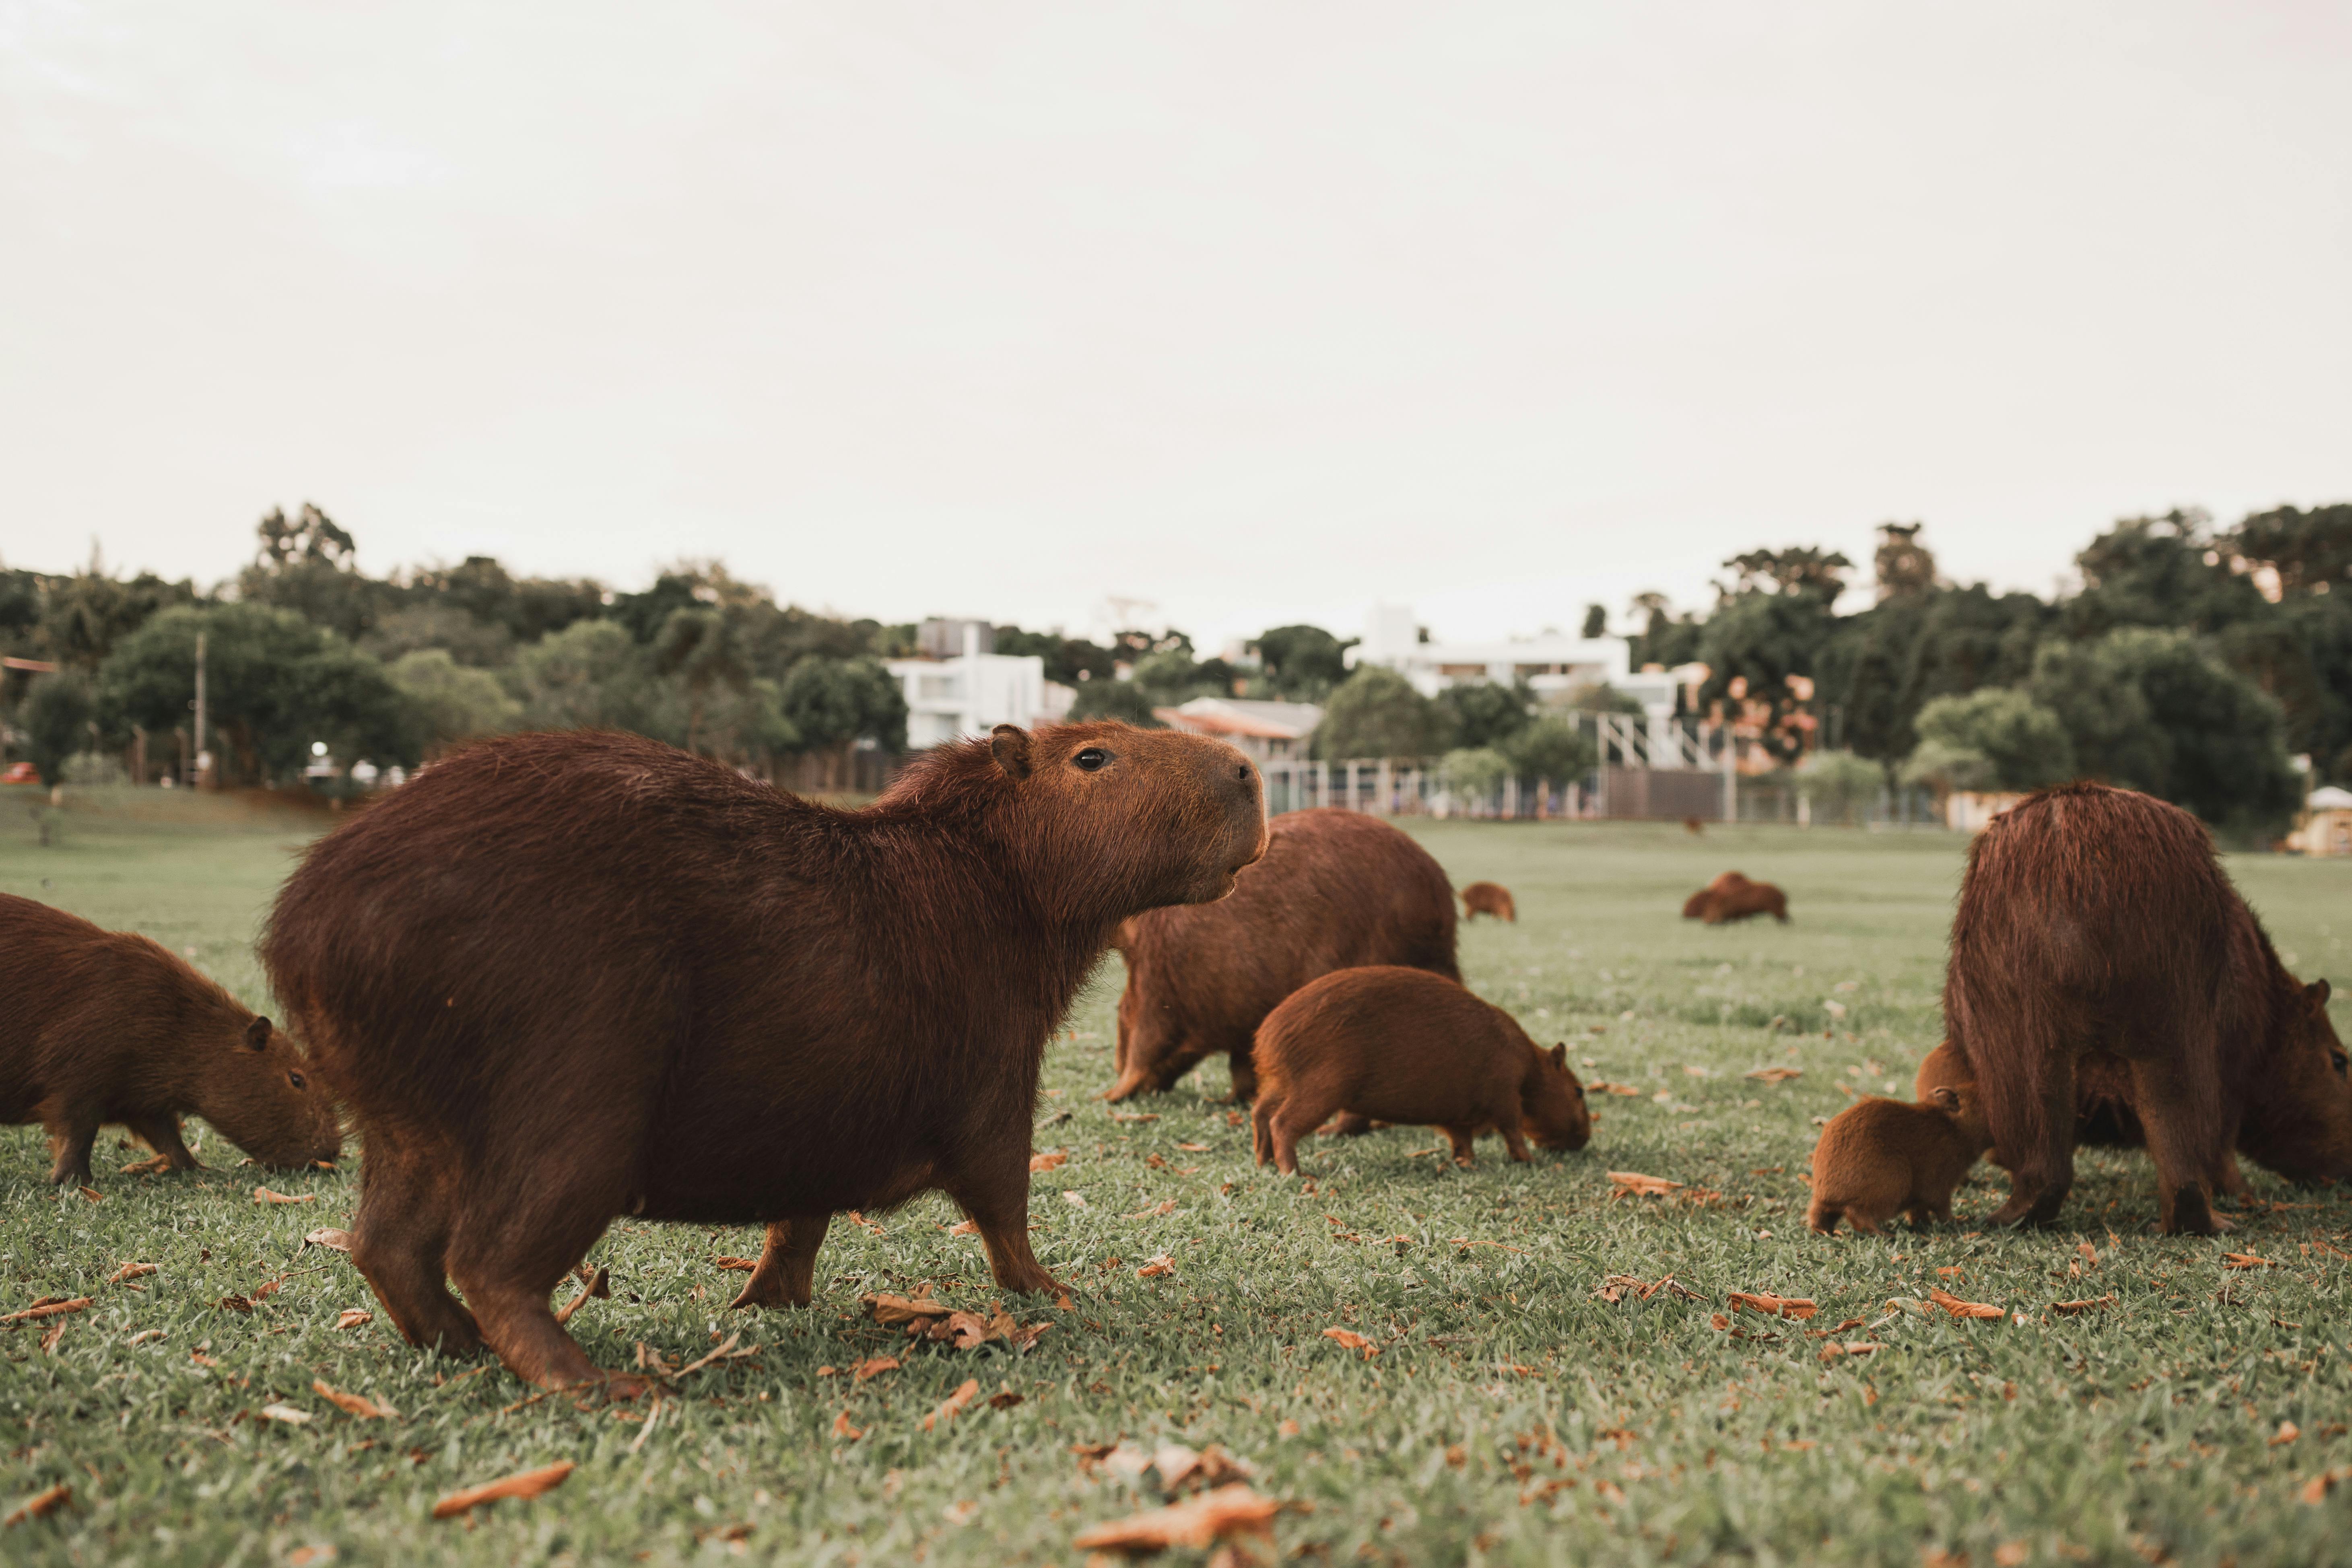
[1721,546,1853,599]
[1899,740,1997,795]
[36,568,201,670]
[1579,604,1608,639]
[1911,688,2075,791]
[993,627,1117,686]
[1796,749,1887,822]
[2065,510,2269,640]
[1436,680,1531,749]
[238,504,396,643]
[1440,747,1511,799]
[97,604,410,782]
[1872,522,1937,600]
[1627,592,1703,670]
[1131,649,1226,708]
[1561,681,1645,715]
[653,607,754,754]
[1695,591,1839,764]
[513,620,658,733]
[21,672,97,783]
[779,657,907,767]
[1314,667,1452,760]
[1067,682,1163,726]
[388,650,522,753]
[2228,503,2352,597]
[612,572,709,644]
[361,604,516,668]
[1499,714,1595,781]
[1249,624,1354,700]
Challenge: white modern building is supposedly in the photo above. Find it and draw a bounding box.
[1349,604,1680,710]
[887,622,1075,749]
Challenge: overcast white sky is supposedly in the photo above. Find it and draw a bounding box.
[5,3,2349,648]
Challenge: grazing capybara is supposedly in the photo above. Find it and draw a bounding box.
[262,723,1264,1390]
[1108,808,1458,1104]
[0,894,340,1185]
[1682,816,1704,836]
[1806,1086,1991,1234]
[1911,1038,2252,1196]
[1460,882,1517,922]
[1680,870,1788,925]
[1946,783,2352,1236]
[1249,966,1589,1174]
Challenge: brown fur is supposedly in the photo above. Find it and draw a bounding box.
[1806,1086,1991,1234]
[1249,966,1589,1175]
[1945,782,2352,1236]
[1681,870,1789,925]
[261,722,1264,1390]
[1108,809,1458,1104]
[0,894,340,1184]
[1912,1039,2252,1197]
[1459,882,1517,922]
[1683,816,1705,836]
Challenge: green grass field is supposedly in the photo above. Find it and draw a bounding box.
[7,786,2352,1566]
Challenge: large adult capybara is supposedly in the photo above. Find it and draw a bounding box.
[1107,808,1458,1104]
[1250,966,1589,1175]
[1912,1038,2251,1196]
[1946,782,2352,1236]
[1460,882,1516,922]
[1806,1086,1991,1234]
[262,723,1264,1390]
[0,894,340,1185]
[1680,870,1788,925]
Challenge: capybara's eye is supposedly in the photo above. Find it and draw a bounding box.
[2334,1052,2348,1080]
[1073,748,1111,773]
[289,1070,307,1090]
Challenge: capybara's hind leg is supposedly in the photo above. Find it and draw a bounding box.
[447,1203,623,1391]
[1224,1049,1258,1105]
[1806,1201,1841,1235]
[121,1111,201,1171]
[944,1154,1064,1296]
[1985,1038,2078,1229]
[1251,1095,1282,1167]
[350,1137,480,1356]
[42,1101,100,1186]
[1441,1125,1478,1167]
[730,1216,831,1310]
[2129,1052,2226,1236]
[1326,1113,1374,1137]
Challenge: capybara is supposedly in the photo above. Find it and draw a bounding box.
[1460,882,1517,922]
[0,894,340,1185]
[1945,782,2352,1236]
[1249,966,1589,1174]
[1109,808,1458,1104]
[1911,1038,2251,1196]
[1806,1086,1991,1234]
[1683,816,1705,836]
[1681,870,1788,925]
[262,723,1264,1390]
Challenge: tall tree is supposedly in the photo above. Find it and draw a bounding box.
[1313,667,1452,760]
[1247,624,1353,700]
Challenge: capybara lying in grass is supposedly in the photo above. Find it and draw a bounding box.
[0,894,340,1185]
[1945,782,2352,1236]
[1681,871,1788,924]
[1460,882,1516,922]
[1913,1038,2251,1197]
[1249,966,1589,1175]
[1806,1086,1991,1234]
[263,723,1264,1390]
[1109,808,1457,1104]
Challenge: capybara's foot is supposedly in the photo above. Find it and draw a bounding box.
[1989,1179,2068,1229]
[1325,1114,1374,1138]
[729,1216,826,1310]
[2160,1185,2221,1237]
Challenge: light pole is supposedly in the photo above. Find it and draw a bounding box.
[194,629,210,788]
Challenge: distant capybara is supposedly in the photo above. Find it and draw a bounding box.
[0,894,341,1185]
[1806,1086,1991,1234]
[1946,783,2352,1236]
[1109,808,1458,1104]
[1460,882,1517,922]
[1683,816,1705,836]
[263,723,1264,1390]
[1250,966,1589,1175]
[1911,1038,2251,1196]
[1681,870,1789,925]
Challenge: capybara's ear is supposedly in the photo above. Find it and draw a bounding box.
[2309,979,2333,1010]
[989,725,1033,781]
[1550,1043,1567,1069]
[1928,1085,1959,1109]
[244,1016,272,1051]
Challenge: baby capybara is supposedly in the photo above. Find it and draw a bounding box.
[1946,782,2352,1236]
[263,723,1264,1390]
[1109,808,1458,1104]
[1681,870,1788,925]
[1249,966,1589,1175]
[1806,1086,1991,1234]
[1911,1038,2251,1196]
[1460,882,1516,922]
[0,894,340,1185]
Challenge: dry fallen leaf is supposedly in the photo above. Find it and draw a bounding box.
[2272,1421,2301,1447]
[712,1255,758,1272]
[312,1380,398,1419]
[78,1186,102,1203]
[1176,1142,1210,1152]
[253,1187,314,1206]
[989,1389,1025,1411]
[853,1356,901,1383]
[0,1297,92,1325]
[1928,1287,2005,1321]
[2,1482,71,1526]
[2222,1252,2279,1270]
[120,1154,173,1175]
[431,1461,577,1520]
[1063,1191,1089,1208]
[2049,1296,2114,1316]
[945,1219,981,1237]
[1029,1150,1069,1173]
[1588,1082,1643,1097]
[831,1411,865,1440]
[1607,1170,1684,1198]
[1817,1341,1880,1360]
[335,1309,374,1330]
[1727,1291,1818,1321]
[1745,1066,1803,1084]
[303,1228,353,1253]
[862,1287,955,1327]
[1072,1483,1279,1554]
[109,1261,158,1285]
[258,1403,313,1425]
[2300,1465,2352,1504]
[923,1378,982,1432]
[1136,1255,1177,1279]
[1320,1327,1379,1360]
[675,1332,756,1377]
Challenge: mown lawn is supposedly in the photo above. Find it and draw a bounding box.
[6,787,2352,1566]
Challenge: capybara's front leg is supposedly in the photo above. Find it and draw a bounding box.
[945,1161,1063,1296]
[1495,1112,1532,1164]
[43,1103,100,1186]
[2130,1053,2225,1237]
[1224,1049,1258,1105]
[1326,1114,1374,1137]
[122,1112,203,1171]
[1440,1125,1478,1167]
[2217,1150,2251,1201]
[1984,1040,2078,1229]
[730,1216,830,1310]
